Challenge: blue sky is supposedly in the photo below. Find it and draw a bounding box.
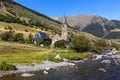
[14,0,120,20]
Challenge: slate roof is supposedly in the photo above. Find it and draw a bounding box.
[33,32,51,41]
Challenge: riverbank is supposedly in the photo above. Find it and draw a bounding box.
[0,60,76,78]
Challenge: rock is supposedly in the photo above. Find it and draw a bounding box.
[112,48,117,54]
[106,52,113,56]
[69,63,75,66]
[83,58,88,60]
[0,74,3,78]
[45,67,50,70]
[114,59,120,65]
[55,54,61,60]
[43,71,48,74]
[21,73,34,77]
[75,66,78,69]
[63,58,69,62]
[113,55,120,59]
[101,60,111,64]
[93,55,103,60]
[98,68,106,72]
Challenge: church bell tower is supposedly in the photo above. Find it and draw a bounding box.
[61,15,68,41]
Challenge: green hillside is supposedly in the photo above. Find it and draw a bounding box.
[0,0,62,34]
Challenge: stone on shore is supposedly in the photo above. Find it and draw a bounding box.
[63,58,69,62]
[45,67,50,70]
[21,73,34,77]
[55,54,61,60]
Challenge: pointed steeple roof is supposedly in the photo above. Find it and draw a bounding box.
[62,14,67,24]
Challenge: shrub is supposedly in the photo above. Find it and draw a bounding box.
[25,33,33,44]
[13,33,25,43]
[71,35,91,52]
[1,31,13,41]
[54,40,67,49]
[0,62,16,71]
[94,39,109,48]
[92,39,110,53]
[111,42,120,50]
[36,39,51,46]
[4,27,7,30]
[8,26,13,30]
[25,29,28,32]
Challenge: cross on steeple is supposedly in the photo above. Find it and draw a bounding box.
[62,14,68,24]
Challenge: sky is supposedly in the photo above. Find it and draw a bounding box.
[14,0,120,20]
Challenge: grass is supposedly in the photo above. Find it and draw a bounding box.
[0,22,54,38]
[0,41,93,65]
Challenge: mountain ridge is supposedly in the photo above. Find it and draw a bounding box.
[57,15,120,39]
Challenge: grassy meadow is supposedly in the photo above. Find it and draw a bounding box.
[0,41,93,65]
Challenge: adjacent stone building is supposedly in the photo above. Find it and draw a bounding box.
[33,32,51,45]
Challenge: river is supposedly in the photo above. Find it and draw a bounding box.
[0,57,120,80]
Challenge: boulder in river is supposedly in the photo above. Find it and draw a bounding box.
[69,63,75,66]
[0,74,3,78]
[21,73,34,77]
[93,55,103,60]
[101,60,111,64]
[43,71,48,74]
[98,68,107,72]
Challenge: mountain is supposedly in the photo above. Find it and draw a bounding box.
[0,0,119,41]
[0,0,63,38]
[58,15,120,39]
[0,0,99,41]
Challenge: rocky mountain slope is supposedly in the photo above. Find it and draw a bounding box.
[58,15,120,39]
[0,0,62,37]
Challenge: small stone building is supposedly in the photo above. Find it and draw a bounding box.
[33,32,51,45]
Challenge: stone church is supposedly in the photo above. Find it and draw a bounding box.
[52,15,70,46]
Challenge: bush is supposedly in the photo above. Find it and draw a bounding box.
[25,29,28,32]
[0,31,25,43]
[71,35,91,52]
[36,39,51,46]
[0,62,16,71]
[1,31,13,41]
[25,33,33,44]
[92,39,110,53]
[54,40,67,49]
[94,39,109,48]
[13,33,25,43]
[111,42,120,50]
